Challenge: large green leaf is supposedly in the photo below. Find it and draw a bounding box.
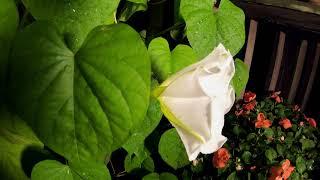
[148,37,197,82]
[31,160,111,180]
[158,128,189,169]
[231,59,249,97]
[180,0,245,58]
[0,106,43,180]
[0,0,19,102]
[22,0,120,51]
[124,80,162,152]
[119,0,148,22]
[9,22,150,162]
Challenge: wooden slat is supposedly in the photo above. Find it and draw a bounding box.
[240,19,258,97]
[234,0,320,33]
[245,0,320,15]
[288,40,308,103]
[244,20,258,69]
[269,31,286,91]
[301,43,320,111]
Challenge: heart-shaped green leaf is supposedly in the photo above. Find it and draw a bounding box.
[0,106,43,180]
[0,0,19,102]
[9,21,150,162]
[148,37,197,82]
[158,128,189,170]
[180,0,245,58]
[31,160,111,180]
[231,59,249,97]
[22,0,120,51]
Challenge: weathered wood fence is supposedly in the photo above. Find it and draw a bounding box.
[234,0,320,116]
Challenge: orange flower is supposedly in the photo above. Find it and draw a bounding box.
[269,159,295,180]
[281,160,295,180]
[257,113,266,121]
[269,166,282,180]
[279,118,292,129]
[212,148,230,169]
[307,118,317,128]
[255,113,272,128]
[243,100,256,111]
[244,91,256,102]
[282,166,295,179]
[271,91,282,103]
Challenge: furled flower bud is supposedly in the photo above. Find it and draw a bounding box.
[155,44,235,160]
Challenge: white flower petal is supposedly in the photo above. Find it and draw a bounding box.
[157,44,235,160]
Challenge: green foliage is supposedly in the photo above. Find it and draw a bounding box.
[180,0,245,58]
[300,138,315,151]
[9,22,150,162]
[265,148,277,163]
[22,0,120,51]
[231,59,249,98]
[142,172,178,180]
[31,160,111,180]
[221,92,320,179]
[241,151,252,164]
[158,128,189,169]
[226,172,238,180]
[148,37,197,82]
[0,0,19,102]
[119,0,148,21]
[296,156,306,174]
[0,106,43,180]
[0,0,251,179]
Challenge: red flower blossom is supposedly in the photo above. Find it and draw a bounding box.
[307,118,317,128]
[243,100,256,111]
[271,91,282,103]
[269,159,295,180]
[255,113,272,128]
[244,91,256,102]
[212,148,230,169]
[279,118,292,129]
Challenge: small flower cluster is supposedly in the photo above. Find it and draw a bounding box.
[269,159,295,180]
[211,91,320,179]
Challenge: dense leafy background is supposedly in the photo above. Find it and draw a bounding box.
[0,0,19,102]
[0,0,253,179]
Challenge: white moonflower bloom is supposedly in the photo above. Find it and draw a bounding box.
[155,44,235,161]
